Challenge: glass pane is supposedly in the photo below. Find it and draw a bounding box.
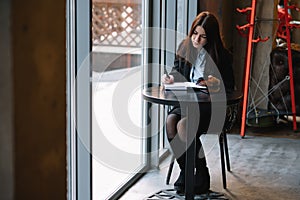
[91,0,144,199]
[177,0,187,36]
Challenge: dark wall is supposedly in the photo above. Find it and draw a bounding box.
[11,0,67,199]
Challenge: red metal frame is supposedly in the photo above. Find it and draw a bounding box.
[237,0,258,138]
[237,0,299,137]
[283,0,298,131]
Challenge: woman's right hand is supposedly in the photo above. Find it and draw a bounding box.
[161,74,174,84]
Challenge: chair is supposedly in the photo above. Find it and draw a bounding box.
[165,102,240,189]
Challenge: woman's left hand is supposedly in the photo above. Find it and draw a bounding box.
[206,75,220,87]
[206,75,220,92]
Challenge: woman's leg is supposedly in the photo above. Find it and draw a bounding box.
[175,110,211,194]
[166,113,180,139]
[166,113,186,193]
[194,105,211,194]
[166,106,210,194]
[194,137,210,194]
[176,117,188,142]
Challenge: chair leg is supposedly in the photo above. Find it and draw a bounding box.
[223,132,231,171]
[166,155,175,185]
[219,132,227,189]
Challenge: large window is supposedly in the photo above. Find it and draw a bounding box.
[67,0,198,199]
[67,0,147,199]
[91,0,146,199]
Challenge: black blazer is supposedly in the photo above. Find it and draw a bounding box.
[169,42,235,93]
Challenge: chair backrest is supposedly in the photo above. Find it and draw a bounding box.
[223,103,239,133]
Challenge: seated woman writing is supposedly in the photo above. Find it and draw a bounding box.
[161,11,235,194]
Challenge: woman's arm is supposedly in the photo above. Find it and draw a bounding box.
[169,56,190,82]
[167,40,192,82]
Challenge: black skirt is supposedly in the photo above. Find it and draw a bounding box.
[168,104,212,135]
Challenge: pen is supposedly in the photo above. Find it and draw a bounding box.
[164,68,170,79]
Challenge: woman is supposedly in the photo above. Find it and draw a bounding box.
[162,11,235,194]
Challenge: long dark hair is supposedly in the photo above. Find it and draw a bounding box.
[177,11,226,68]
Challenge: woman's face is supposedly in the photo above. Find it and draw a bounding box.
[191,25,207,49]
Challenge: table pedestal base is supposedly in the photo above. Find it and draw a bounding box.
[144,189,229,200]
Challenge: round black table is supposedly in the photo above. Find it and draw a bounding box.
[142,86,242,200]
[143,86,242,106]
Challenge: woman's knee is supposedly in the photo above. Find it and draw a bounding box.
[177,118,187,142]
[166,114,180,138]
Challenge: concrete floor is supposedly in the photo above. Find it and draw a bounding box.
[120,123,300,200]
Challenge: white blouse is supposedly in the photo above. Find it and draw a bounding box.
[190,48,207,83]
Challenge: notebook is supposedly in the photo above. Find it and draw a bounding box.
[163,82,207,91]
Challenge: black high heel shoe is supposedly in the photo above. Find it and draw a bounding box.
[174,170,185,194]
